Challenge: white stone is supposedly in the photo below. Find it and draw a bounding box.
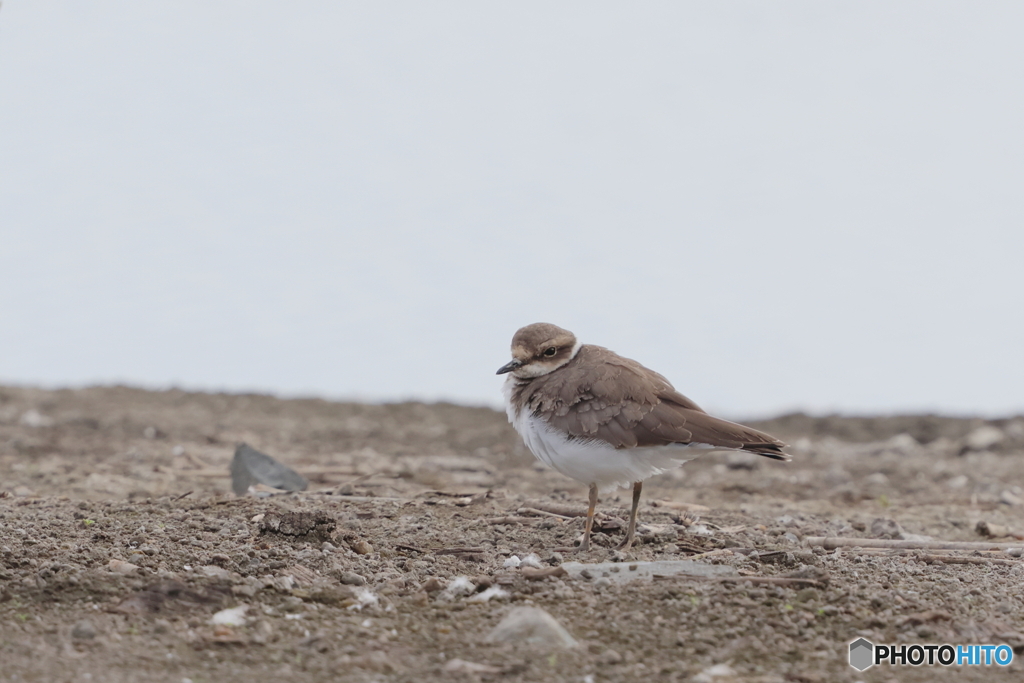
[946,475,969,489]
[19,409,54,428]
[467,586,509,603]
[519,553,544,569]
[106,559,140,575]
[693,663,739,682]
[484,607,578,648]
[1001,489,1023,506]
[210,605,248,626]
[885,433,919,453]
[347,588,379,611]
[442,659,501,674]
[440,576,475,600]
[864,472,890,487]
[198,565,231,579]
[965,425,1004,451]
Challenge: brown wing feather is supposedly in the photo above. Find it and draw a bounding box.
[641,399,788,459]
[514,345,788,460]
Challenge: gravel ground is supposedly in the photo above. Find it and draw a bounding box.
[2,385,1024,682]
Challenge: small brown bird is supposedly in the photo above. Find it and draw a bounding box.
[498,323,788,551]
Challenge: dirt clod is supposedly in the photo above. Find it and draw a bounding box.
[258,510,336,541]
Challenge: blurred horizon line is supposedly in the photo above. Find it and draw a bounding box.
[2,379,1020,422]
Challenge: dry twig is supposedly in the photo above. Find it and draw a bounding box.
[656,574,824,588]
[433,547,488,556]
[517,507,573,520]
[916,554,1017,566]
[805,537,1023,552]
[521,566,568,580]
[975,521,1024,540]
[682,549,733,561]
[518,501,587,517]
[854,548,1009,557]
[486,516,542,526]
[651,500,711,513]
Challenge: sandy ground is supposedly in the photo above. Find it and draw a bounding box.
[2,385,1024,682]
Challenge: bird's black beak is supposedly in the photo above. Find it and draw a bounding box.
[496,359,522,375]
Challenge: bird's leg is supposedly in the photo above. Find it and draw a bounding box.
[578,483,598,552]
[619,481,643,550]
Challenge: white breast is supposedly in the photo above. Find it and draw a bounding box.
[503,378,715,491]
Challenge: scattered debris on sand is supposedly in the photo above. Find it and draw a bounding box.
[1,386,1023,682]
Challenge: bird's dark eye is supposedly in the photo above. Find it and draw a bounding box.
[543,346,558,357]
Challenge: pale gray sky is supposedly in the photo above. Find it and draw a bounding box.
[1,2,1022,417]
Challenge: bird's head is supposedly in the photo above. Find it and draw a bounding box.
[496,323,581,378]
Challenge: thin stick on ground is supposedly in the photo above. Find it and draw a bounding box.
[850,549,1019,566]
[805,537,1024,551]
[657,575,825,588]
[516,507,573,520]
[975,521,1024,540]
[520,501,589,518]
[684,549,734,561]
[651,500,711,513]
[853,547,1014,557]
[433,547,489,556]
[911,554,1018,566]
[485,516,542,526]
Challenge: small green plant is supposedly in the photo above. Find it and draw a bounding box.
[15,613,29,622]
[82,519,95,527]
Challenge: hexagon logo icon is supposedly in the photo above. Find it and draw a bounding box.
[849,638,874,671]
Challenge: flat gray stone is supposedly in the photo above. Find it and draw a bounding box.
[561,560,736,584]
[231,443,308,495]
[484,607,577,648]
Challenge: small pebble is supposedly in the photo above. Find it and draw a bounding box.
[520,554,544,569]
[71,620,98,640]
[340,572,367,586]
[210,605,249,626]
[350,540,374,555]
[1000,490,1023,506]
[107,559,140,575]
[964,425,1004,451]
